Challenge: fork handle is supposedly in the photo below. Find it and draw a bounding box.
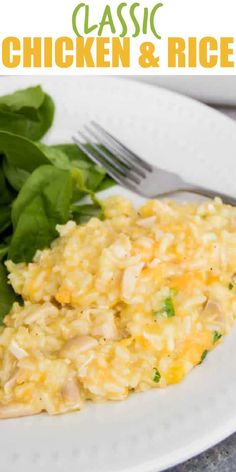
[180,185,236,206]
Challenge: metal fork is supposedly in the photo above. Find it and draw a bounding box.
[73,121,236,206]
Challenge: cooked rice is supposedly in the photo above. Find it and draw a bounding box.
[0,196,236,418]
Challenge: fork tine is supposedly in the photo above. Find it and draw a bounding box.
[83,126,131,175]
[85,124,146,179]
[90,121,153,172]
[77,129,141,185]
[72,135,139,192]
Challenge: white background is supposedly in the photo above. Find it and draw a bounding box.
[1,0,236,74]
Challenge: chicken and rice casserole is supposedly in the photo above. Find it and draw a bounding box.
[0,196,236,418]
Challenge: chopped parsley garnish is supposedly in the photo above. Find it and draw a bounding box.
[199,350,208,365]
[152,367,161,383]
[213,331,222,344]
[153,296,176,319]
[228,282,234,290]
[164,297,176,317]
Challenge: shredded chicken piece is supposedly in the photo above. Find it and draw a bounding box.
[203,299,225,324]
[62,376,82,408]
[136,216,156,227]
[9,340,28,360]
[203,299,223,315]
[0,403,42,419]
[60,335,98,359]
[4,368,19,394]
[92,314,119,340]
[121,262,144,301]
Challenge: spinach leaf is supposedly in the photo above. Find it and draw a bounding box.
[1,135,73,191]
[96,175,115,191]
[0,86,54,141]
[0,87,116,267]
[52,144,91,165]
[12,165,72,228]
[39,143,109,197]
[0,245,9,262]
[50,143,109,191]
[0,131,50,180]
[37,143,115,193]
[0,132,75,192]
[0,165,14,205]
[37,144,92,199]
[37,143,71,170]
[0,263,17,323]
[0,207,11,235]
[71,203,104,224]
[9,166,73,262]
[0,85,44,112]
[2,159,30,192]
[86,165,106,191]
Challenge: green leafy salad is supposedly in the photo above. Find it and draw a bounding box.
[0,85,114,322]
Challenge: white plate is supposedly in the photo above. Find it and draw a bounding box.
[131,76,236,106]
[1,77,236,472]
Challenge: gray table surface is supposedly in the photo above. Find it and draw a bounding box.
[168,104,236,472]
